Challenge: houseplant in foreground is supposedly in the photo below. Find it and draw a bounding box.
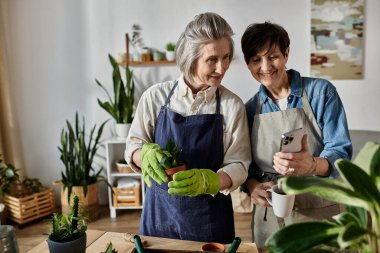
[95,54,135,138]
[160,139,186,181]
[266,141,380,253]
[57,112,110,219]
[47,195,87,253]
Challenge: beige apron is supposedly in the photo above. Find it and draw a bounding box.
[251,81,340,248]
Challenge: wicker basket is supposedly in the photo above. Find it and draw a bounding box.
[112,185,141,207]
[59,182,100,221]
[3,188,56,225]
[115,162,134,173]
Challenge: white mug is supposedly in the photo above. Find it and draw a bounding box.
[266,184,295,218]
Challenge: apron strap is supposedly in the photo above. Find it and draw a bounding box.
[300,78,322,137]
[255,96,262,115]
[215,88,221,114]
[164,80,179,106]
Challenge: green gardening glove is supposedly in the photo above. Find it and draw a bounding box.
[168,169,220,197]
[141,143,169,187]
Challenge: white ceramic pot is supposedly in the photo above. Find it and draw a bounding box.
[166,51,175,61]
[115,123,131,138]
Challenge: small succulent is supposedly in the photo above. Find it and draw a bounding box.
[166,42,175,52]
[117,158,128,164]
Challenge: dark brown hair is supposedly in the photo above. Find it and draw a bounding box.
[241,21,290,64]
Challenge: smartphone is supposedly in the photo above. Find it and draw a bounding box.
[280,128,305,153]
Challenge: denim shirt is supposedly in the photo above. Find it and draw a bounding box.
[245,69,352,181]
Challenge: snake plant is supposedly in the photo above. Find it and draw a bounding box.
[58,112,110,203]
[95,54,135,124]
[266,141,380,253]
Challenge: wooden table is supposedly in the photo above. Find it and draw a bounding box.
[27,230,258,253]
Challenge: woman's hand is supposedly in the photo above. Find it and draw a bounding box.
[272,135,316,176]
[247,179,274,207]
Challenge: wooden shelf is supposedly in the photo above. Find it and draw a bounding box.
[119,60,176,67]
[123,33,176,67]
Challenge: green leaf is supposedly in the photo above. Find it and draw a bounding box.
[266,222,341,253]
[278,176,372,211]
[335,159,380,213]
[344,205,368,228]
[333,211,363,228]
[337,222,368,249]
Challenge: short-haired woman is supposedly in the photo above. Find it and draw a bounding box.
[241,21,352,250]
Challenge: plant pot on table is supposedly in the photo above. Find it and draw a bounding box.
[47,233,86,253]
[165,164,187,181]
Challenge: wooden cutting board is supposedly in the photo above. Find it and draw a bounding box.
[86,232,258,253]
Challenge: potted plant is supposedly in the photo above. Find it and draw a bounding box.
[160,139,187,181]
[47,195,87,253]
[130,24,144,62]
[0,155,20,197]
[57,112,111,220]
[115,158,133,173]
[1,155,56,225]
[95,54,135,138]
[165,42,176,61]
[266,141,380,253]
[0,156,19,223]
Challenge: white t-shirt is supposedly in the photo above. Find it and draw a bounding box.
[274,96,288,110]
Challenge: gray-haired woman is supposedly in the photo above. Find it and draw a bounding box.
[125,12,251,243]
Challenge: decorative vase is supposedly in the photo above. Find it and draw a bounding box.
[165,164,187,181]
[47,233,86,253]
[115,123,131,139]
[165,51,175,61]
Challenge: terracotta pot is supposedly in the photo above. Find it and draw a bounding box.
[165,164,187,181]
[201,242,225,252]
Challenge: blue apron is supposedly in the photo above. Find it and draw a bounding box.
[140,81,235,244]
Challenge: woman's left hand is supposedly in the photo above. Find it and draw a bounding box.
[272,135,315,176]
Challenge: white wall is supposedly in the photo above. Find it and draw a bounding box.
[2,0,380,203]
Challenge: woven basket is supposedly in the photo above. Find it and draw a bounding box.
[3,188,56,225]
[115,163,134,173]
[55,181,100,221]
[112,185,141,207]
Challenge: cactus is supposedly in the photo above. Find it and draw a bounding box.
[48,195,87,242]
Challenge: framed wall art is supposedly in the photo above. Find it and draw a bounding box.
[311,0,365,80]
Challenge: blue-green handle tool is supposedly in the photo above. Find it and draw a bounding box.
[226,237,241,253]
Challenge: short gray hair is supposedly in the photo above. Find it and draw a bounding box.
[175,12,234,84]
